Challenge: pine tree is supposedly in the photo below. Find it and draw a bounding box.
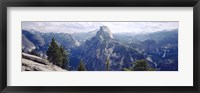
[54,48,62,67]
[123,68,132,71]
[60,45,69,70]
[77,59,86,71]
[29,49,40,57]
[133,60,148,71]
[133,60,155,71]
[46,37,62,66]
[106,58,110,71]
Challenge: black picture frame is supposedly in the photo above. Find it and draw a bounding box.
[0,0,200,93]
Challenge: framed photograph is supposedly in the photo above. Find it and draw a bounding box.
[1,0,199,93]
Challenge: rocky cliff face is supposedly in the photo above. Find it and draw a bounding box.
[77,26,144,71]
[22,53,67,71]
[95,26,114,40]
[22,34,36,52]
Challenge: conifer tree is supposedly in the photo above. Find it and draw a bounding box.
[60,45,69,70]
[133,60,148,71]
[133,60,155,71]
[55,49,62,67]
[30,49,40,57]
[46,37,62,66]
[77,59,86,71]
[106,58,110,71]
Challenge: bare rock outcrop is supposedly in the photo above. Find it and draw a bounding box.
[22,53,67,71]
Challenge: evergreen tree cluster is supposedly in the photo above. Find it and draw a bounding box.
[77,59,86,71]
[29,49,40,57]
[123,60,156,71]
[46,37,69,69]
[46,37,87,71]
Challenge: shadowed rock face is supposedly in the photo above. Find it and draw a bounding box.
[78,26,144,71]
[22,53,67,71]
[22,34,36,52]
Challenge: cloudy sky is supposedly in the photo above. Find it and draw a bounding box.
[22,22,178,34]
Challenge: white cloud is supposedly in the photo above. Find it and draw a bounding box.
[22,22,178,33]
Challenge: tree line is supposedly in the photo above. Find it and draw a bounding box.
[123,60,156,71]
[46,37,88,71]
[46,37,69,69]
